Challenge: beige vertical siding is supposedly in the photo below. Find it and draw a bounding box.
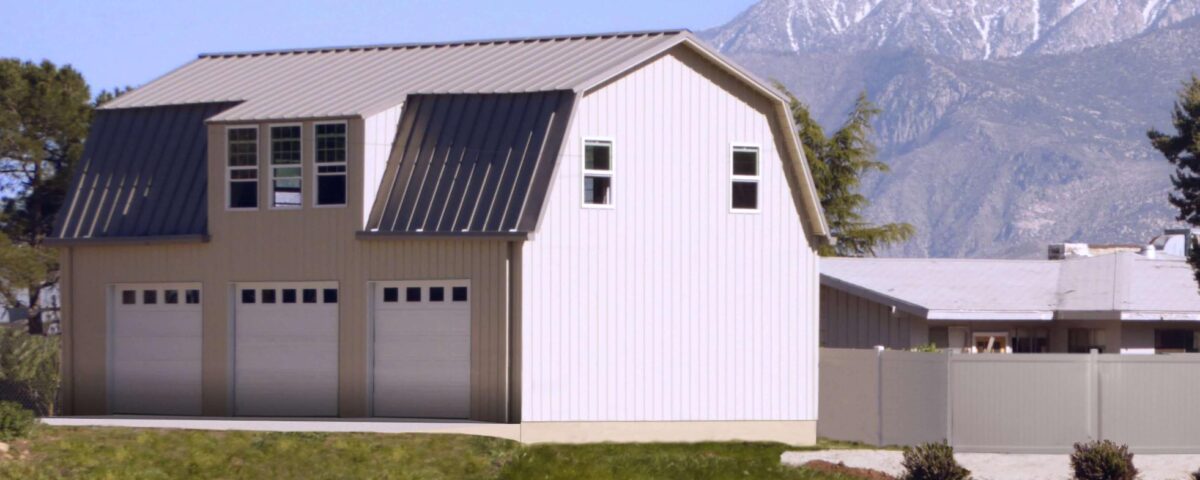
[61,117,513,422]
[820,286,924,349]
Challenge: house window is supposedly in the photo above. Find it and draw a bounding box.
[143,290,157,305]
[383,287,399,303]
[270,125,303,208]
[227,127,259,209]
[1068,328,1106,353]
[583,139,613,207]
[452,286,468,302]
[302,289,317,304]
[164,290,179,304]
[262,289,277,304]
[1013,327,1049,353]
[185,289,201,304]
[241,289,256,304]
[323,288,338,304]
[429,287,445,302]
[1155,329,1197,353]
[282,289,297,304]
[315,123,347,206]
[731,146,760,212]
[406,287,421,302]
[121,290,136,305]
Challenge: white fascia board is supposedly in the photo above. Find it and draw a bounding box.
[1121,311,1200,322]
[925,310,1055,321]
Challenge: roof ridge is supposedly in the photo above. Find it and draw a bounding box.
[198,29,690,58]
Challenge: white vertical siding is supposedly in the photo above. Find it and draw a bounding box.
[362,104,403,227]
[520,46,820,422]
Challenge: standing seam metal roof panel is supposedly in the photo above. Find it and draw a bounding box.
[101,31,682,122]
[51,102,237,241]
[366,91,575,234]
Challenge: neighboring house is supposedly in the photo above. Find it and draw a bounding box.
[821,251,1200,354]
[49,30,830,444]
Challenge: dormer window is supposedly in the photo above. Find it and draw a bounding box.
[315,123,347,207]
[227,127,259,209]
[270,125,302,208]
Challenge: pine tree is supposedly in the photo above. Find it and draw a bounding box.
[0,59,93,334]
[1149,75,1200,286]
[778,85,914,256]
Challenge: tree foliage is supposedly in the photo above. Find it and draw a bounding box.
[0,328,60,415]
[0,59,93,334]
[1149,75,1200,288]
[778,85,914,256]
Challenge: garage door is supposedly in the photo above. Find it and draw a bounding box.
[233,282,339,416]
[372,281,471,418]
[110,283,203,415]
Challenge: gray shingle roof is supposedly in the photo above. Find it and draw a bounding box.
[822,253,1200,321]
[51,103,236,242]
[365,91,575,236]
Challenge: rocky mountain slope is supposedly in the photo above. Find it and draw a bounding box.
[701,0,1200,257]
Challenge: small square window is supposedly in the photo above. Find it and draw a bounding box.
[383,287,399,303]
[585,141,612,171]
[732,149,758,176]
[164,290,179,304]
[452,286,468,302]
[121,290,136,305]
[186,289,201,304]
[229,181,258,209]
[143,290,158,305]
[262,289,277,304]
[282,289,297,303]
[323,289,338,304]
[584,176,611,206]
[732,181,758,210]
[406,287,422,302]
[429,287,445,302]
[302,289,317,303]
[241,289,256,304]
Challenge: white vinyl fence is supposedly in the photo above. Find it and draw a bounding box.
[819,348,1200,453]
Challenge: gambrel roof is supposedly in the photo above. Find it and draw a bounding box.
[55,30,830,242]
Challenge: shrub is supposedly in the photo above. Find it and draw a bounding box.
[0,401,35,441]
[1070,440,1137,480]
[0,328,61,415]
[901,442,970,480]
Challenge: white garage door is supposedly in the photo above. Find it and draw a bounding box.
[234,282,339,416]
[110,283,203,415]
[372,281,471,418]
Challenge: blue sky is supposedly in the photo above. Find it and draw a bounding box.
[1,0,753,95]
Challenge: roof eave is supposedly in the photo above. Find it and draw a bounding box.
[44,234,210,247]
[355,231,529,241]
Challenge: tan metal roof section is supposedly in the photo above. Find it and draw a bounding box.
[102,29,830,239]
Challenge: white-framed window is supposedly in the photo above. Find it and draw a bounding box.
[269,124,303,208]
[582,138,613,207]
[226,126,259,210]
[314,122,347,207]
[730,145,760,212]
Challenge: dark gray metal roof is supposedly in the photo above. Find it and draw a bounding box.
[51,103,235,242]
[365,90,575,235]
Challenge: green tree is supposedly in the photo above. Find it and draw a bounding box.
[778,85,914,256]
[0,59,93,334]
[1150,75,1200,287]
[0,327,60,415]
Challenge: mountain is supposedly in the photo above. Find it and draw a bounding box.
[701,0,1200,258]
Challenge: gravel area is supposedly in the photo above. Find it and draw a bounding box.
[782,449,1200,480]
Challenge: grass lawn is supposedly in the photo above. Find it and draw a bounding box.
[0,427,861,479]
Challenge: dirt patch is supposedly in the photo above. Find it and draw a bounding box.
[803,459,897,480]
